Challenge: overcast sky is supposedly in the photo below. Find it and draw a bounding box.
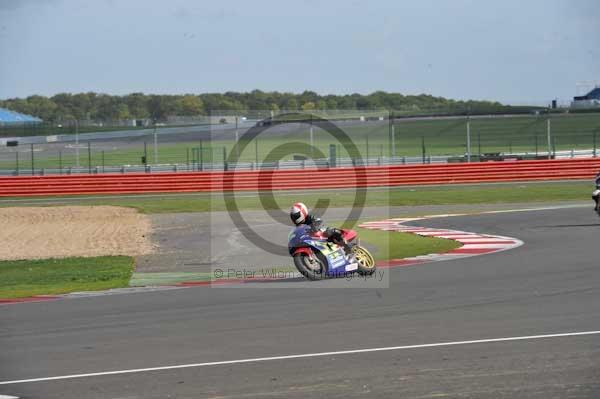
[0,0,598,104]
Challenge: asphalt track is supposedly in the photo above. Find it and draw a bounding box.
[1,205,600,398]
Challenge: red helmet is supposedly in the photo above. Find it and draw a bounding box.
[290,202,309,225]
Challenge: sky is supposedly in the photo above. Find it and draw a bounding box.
[0,0,598,105]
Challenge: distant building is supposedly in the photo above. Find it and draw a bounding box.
[571,86,600,109]
[0,107,42,125]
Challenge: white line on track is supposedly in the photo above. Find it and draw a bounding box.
[1,330,598,386]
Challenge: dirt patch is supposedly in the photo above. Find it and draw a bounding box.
[0,206,155,260]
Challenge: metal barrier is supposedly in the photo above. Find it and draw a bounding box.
[1,158,598,197]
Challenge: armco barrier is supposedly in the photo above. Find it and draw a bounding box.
[0,158,599,197]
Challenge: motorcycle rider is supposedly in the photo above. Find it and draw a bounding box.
[593,171,600,212]
[289,202,354,258]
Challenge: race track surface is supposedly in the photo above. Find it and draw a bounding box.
[1,205,600,398]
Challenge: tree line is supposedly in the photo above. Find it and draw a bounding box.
[0,90,515,122]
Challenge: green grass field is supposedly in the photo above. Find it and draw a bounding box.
[0,256,134,298]
[1,113,599,171]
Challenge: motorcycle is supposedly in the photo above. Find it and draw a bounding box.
[594,189,600,216]
[288,224,376,280]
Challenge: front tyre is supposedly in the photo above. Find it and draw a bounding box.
[293,252,327,281]
[353,245,376,276]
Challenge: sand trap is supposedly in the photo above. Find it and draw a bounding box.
[0,206,155,261]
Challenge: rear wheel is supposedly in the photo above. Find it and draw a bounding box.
[293,251,327,280]
[353,245,376,275]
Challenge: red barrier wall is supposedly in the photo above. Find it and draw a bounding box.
[1,158,599,197]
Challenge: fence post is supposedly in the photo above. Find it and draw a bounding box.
[329,144,337,168]
[534,134,538,156]
[310,114,314,159]
[594,131,597,158]
[101,150,105,173]
[15,152,19,176]
[223,146,228,171]
[75,119,80,168]
[143,141,148,169]
[235,116,240,159]
[477,131,481,157]
[388,112,393,157]
[421,136,426,164]
[59,150,62,174]
[547,118,552,159]
[466,117,471,162]
[88,141,92,174]
[255,138,259,165]
[153,123,158,164]
[199,143,204,171]
[30,143,34,175]
[186,147,190,170]
[366,135,369,166]
[391,111,396,157]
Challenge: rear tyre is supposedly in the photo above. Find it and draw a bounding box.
[293,251,327,281]
[353,245,376,276]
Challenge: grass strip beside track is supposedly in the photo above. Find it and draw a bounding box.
[0,256,134,298]
[0,181,586,214]
[130,230,459,286]
[355,226,460,261]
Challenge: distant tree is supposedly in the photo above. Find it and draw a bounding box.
[148,95,178,120]
[325,97,338,110]
[285,98,298,111]
[0,90,516,122]
[126,93,150,119]
[25,95,57,121]
[178,95,204,116]
[301,101,316,111]
[115,103,131,120]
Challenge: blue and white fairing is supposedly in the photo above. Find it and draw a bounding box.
[288,225,357,275]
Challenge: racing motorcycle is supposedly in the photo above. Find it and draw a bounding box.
[288,224,376,280]
[594,189,600,216]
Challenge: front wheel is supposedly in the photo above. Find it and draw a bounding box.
[293,252,327,281]
[353,245,376,275]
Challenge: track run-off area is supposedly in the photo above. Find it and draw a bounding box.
[1,202,599,398]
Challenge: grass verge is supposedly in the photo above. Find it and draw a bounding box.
[0,256,134,299]
[0,181,587,214]
[355,227,460,261]
[130,229,460,286]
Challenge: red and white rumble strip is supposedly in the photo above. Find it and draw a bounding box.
[359,216,523,268]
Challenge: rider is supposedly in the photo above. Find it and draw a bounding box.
[593,171,600,212]
[289,202,354,258]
